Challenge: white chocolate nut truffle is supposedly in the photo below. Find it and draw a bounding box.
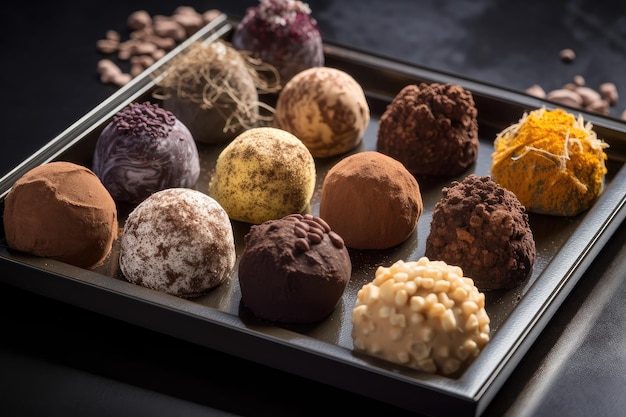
[273,67,370,158]
[119,188,236,298]
[351,257,490,376]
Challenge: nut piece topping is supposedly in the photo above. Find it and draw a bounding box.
[351,257,490,376]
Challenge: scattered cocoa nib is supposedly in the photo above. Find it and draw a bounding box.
[96,7,222,87]
[526,75,620,119]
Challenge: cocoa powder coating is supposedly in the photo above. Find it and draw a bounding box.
[319,151,423,250]
[377,83,479,177]
[3,161,118,269]
[425,174,536,290]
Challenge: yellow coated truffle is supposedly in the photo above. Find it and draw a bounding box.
[491,107,609,216]
[208,127,316,224]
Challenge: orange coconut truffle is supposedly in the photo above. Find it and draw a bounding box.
[491,107,609,216]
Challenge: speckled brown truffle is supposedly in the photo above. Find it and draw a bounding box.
[119,188,236,298]
[319,151,423,250]
[425,174,535,290]
[273,67,370,157]
[238,213,351,323]
[377,83,479,177]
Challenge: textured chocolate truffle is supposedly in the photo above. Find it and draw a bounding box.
[3,161,118,269]
[208,127,316,224]
[238,213,351,323]
[119,188,236,298]
[319,151,423,250]
[93,101,200,204]
[491,107,609,216]
[352,257,491,376]
[232,0,324,85]
[153,40,276,144]
[377,83,479,177]
[274,67,370,157]
[425,174,535,290]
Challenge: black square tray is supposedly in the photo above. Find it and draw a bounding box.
[2,15,626,416]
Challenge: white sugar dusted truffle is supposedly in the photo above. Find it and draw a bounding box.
[273,67,370,157]
[119,188,236,298]
[351,257,491,376]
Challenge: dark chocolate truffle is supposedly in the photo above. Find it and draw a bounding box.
[93,101,200,204]
[377,83,479,177]
[319,151,423,250]
[425,174,536,290]
[238,213,351,323]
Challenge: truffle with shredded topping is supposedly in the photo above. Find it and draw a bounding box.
[151,40,280,144]
[491,107,609,216]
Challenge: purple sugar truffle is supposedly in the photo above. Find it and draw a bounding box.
[232,0,324,85]
[93,101,200,204]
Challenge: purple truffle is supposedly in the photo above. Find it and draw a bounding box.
[232,0,324,85]
[93,101,200,204]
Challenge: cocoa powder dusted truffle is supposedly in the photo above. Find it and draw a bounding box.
[425,174,536,290]
[274,66,370,157]
[93,101,200,204]
[377,83,479,177]
[232,0,324,85]
[238,213,351,323]
[3,161,118,269]
[119,188,236,298]
[319,151,423,250]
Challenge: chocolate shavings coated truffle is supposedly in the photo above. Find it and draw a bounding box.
[377,83,479,177]
[425,174,536,290]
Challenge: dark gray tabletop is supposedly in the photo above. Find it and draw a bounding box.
[2,1,626,416]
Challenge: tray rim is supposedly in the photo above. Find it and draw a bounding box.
[2,15,626,416]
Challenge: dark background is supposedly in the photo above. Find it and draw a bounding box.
[2,1,626,416]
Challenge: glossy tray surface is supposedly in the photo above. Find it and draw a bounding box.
[2,15,626,417]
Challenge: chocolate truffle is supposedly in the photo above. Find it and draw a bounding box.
[93,101,200,204]
[232,0,324,85]
[273,66,370,158]
[152,40,279,144]
[119,188,236,298]
[3,161,118,269]
[425,174,535,290]
[208,127,316,225]
[238,213,351,323]
[377,83,479,177]
[351,257,491,376]
[491,107,609,216]
[319,151,423,250]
